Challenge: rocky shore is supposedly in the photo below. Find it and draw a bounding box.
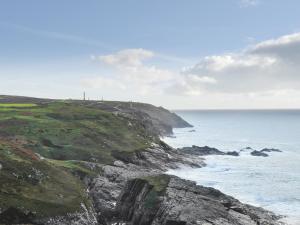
[77,144,283,225]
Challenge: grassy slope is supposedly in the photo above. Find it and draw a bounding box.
[0,139,92,218]
[0,101,154,164]
[0,101,157,219]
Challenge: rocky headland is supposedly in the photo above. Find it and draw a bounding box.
[0,95,284,225]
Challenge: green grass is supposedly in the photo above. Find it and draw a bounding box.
[0,101,155,164]
[0,141,92,218]
[0,100,158,220]
[47,159,103,178]
[0,103,37,108]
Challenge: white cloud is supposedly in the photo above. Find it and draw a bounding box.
[84,32,300,108]
[187,54,276,72]
[239,0,260,7]
[171,32,300,96]
[187,75,217,84]
[87,48,178,95]
[249,32,300,61]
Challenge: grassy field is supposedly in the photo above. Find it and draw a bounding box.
[0,101,154,164]
[0,103,37,108]
[0,139,92,218]
[0,100,157,220]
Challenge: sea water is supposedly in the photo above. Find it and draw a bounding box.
[163,110,300,224]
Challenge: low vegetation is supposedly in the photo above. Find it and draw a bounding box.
[0,103,37,108]
[0,99,158,219]
[142,175,171,209]
[0,101,155,164]
[0,139,91,218]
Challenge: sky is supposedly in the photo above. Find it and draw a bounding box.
[1,0,300,109]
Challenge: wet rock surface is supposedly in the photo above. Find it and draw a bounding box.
[85,145,284,225]
[261,148,282,153]
[178,145,283,158]
[178,145,240,156]
[179,145,226,156]
[251,150,269,157]
[90,167,284,225]
[251,148,282,157]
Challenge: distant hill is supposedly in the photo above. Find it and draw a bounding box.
[0,95,192,136]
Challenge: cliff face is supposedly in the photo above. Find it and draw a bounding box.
[84,145,282,225]
[116,176,282,225]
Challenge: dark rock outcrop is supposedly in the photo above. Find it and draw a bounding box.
[251,148,282,157]
[261,148,282,153]
[179,145,239,156]
[226,151,240,156]
[251,150,269,157]
[112,175,283,225]
[116,178,160,225]
[179,145,225,156]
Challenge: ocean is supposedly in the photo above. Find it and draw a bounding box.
[163,110,300,224]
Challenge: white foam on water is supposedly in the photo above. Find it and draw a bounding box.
[163,110,300,224]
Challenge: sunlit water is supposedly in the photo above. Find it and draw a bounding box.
[163,110,300,224]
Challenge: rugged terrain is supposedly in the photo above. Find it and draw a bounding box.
[0,95,283,225]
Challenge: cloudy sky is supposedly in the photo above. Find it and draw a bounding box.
[1,0,300,109]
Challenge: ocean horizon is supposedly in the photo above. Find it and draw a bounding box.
[163,109,300,224]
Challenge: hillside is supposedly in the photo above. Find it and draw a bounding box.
[0,95,191,224]
[0,95,192,136]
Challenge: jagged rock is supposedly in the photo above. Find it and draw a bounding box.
[115,176,283,225]
[251,150,269,157]
[251,148,282,157]
[86,144,283,225]
[261,148,282,153]
[179,145,225,156]
[240,147,253,152]
[226,151,239,156]
[179,146,240,157]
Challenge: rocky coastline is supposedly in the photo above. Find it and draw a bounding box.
[0,96,285,225]
[85,143,285,225]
